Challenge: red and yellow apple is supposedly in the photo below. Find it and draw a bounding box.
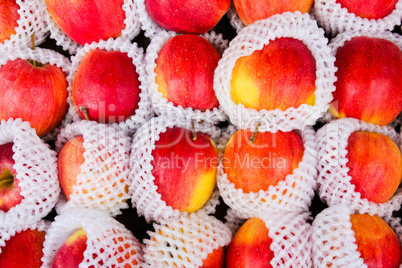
[45,0,126,45]
[223,129,305,193]
[151,127,219,213]
[345,131,402,203]
[329,36,402,125]
[0,58,68,136]
[230,37,316,111]
[0,0,20,43]
[145,0,231,34]
[336,0,398,19]
[155,34,221,110]
[72,48,141,123]
[52,228,87,268]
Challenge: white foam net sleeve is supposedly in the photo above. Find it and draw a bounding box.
[135,0,167,38]
[142,213,232,268]
[217,126,318,219]
[313,0,402,36]
[41,208,144,268]
[65,38,153,137]
[226,2,245,33]
[43,0,141,55]
[145,31,228,126]
[54,120,132,216]
[0,118,60,226]
[129,116,222,224]
[316,118,402,217]
[214,11,337,132]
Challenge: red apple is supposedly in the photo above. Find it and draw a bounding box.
[233,0,314,26]
[230,37,316,111]
[0,58,68,136]
[72,48,141,123]
[0,0,20,43]
[329,36,402,125]
[151,127,219,213]
[345,131,402,203]
[350,213,402,268]
[336,0,398,19]
[52,228,87,268]
[223,129,305,193]
[0,228,46,268]
[155,34,221,110]
[201,246,225,268]
[145,0,231,34]
[45,0,126,45]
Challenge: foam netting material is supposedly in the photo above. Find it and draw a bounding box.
[41,208,144,268]
[129,116,222,224]
[55,120,132,216]
[142,213,232,268]
[145,31,228,126]
[214,11,337,132]
[313,0,402,36]
[316,118,402,217]
[43,0,141,55]
[135,0,167,38]
[66,38,153,137]
[217,125,318,219]
[0,119,60,226]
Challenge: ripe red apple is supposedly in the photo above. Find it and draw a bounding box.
[230,37,316,111]
[233,0,314,26]
[52,228,87,268]
[72,48,141,123]
[145,0,231,34]
[350,213,402,268]
[345,131,402,203]
[201,246,225,268]
[335,0,398,19]
[45,0,126,45]
[155,34,221,110]
[151,127,219,213]
[0,228,46,268]
[329,36,402,125]
[0,0,20,43]
[223,129,305,193]
[0,58,68,136]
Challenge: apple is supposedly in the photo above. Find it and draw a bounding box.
[0,228,46,268]
[0,0,20,43]
[151,127,219,213]
[335,0,398,19]
[0,58,68,136]
[52,228,87,268]
[233,0,314,26]
[72,48,141,123]
[345,131,402,203]
[223,129,305,193]
[230,37,316,111]
[145,0,231,34]
[155,34,221,110]
[329,36,402,125]
[45,0,126,45]
[350,213,402,268]
[201,246,225,268]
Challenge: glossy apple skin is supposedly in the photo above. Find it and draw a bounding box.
[346,131,402,203]
[350,214,402,268]
[155,34,221,110]
[223,129,305,193]
[226,217,274,268]
[0,228,46,268]
[0,0,19,43]
[151,127,219,213]
[0,59,68,136]
[145,0,231,34]
[233,0,314,26]
[45,0,126,45]
[330,36,402,125]
[201,246,225,268]
[336,0,398,19]
[231,37,316,111]
[72,49,141,123]
[52,228,87,268]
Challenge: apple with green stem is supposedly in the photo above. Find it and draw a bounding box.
[0,0,20,43]
[335,0,399,19]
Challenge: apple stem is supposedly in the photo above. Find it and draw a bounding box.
[249,122,261,144]
[31,33,36,67]
[191,119,197,141]
[80,106,90,121]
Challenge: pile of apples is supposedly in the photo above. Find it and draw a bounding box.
[0,0,402,267]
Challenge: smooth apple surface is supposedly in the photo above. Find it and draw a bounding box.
[151,127,219,213]
[52,228,87,268]
[0,0,20,43]
[223,129,305,193]
[346,131,402,203]
[72,49,141,123]
[329,36,402,125]
[155,34,221,110]
[350,214,402,268]
[145,0,231,34]
[45,0,126,45]
[336,0,398,19]
[201,246,225,268]
[231,37,316,111]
